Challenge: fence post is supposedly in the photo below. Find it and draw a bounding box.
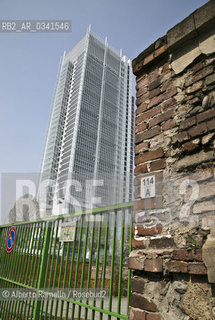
[33,221,51,320]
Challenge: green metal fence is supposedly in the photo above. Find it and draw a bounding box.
[0,202,133,320]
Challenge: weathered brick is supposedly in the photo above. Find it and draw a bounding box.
[136,93,149,106]
[180,116,196,130]
[128,257,144,271]
[134,197,163,211]
[162,62,170,73]
[191,61,204,74]
[149,87,177,108]
[144,258,163,273]
[186,80,203,94]
[136,105,161,125]
[136,122,147,134]
[135,127,161,144]
[130,293,158,312]
[146,314,162,320]
[205,73,215,86]
[149,237,175,249]
[172,249,202,261]
[162,119,176,131]
[194,201,215,214]
[188,123,207,138]
[132,224,163,236]
[130,277,145,293]
[183,141,199,152]
[188,262,207,275]
[136,103,148,115]
[197,108,215,123]
[207,118,215,131]
[161,97,176,111]
[132,238,148,249]
[149,88,161,99]
[190,168,213,182]
[129,307,146,320]
[148,78,161,91]
[172,131,189,143]
[149,109,174,128]
[136,86,148,98]
[185,65,214,86]
[154,44,167,58]
[135,142,149,155]
[134,164,148,175]
[199,182,215,200]
[135,148,164,165]
[166,261,188,273]
[150,159,166,171]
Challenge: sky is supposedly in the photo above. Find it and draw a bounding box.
[0,0,209,222]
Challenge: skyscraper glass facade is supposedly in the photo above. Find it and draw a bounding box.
[39,29,134,214]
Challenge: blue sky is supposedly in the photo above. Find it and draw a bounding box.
[0,0,209,221]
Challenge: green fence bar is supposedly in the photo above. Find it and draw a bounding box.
[0,202,133,320]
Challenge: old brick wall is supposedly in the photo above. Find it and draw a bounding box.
[130,1,215,320]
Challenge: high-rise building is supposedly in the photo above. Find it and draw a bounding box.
[39,27,134,214]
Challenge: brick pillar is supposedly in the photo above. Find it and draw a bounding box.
[130,2,215,320]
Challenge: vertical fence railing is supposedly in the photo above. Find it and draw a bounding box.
[0,202,133,320]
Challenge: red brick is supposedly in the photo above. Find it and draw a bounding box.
[146,314,162,320]
[185,65,214,86]
[180,117,196,130]
[154,44,167,58]
[172,249,194,261]
[194,249,203,262]
[188,123,207,137]
[183,141,199,152]
[130,277,145,293]
[161,98,176,111]
[149,88,161,99]
[207,118,215,131]
[149,237,175,249]
[166,261,188,273]
[136,103,148,115]
[134,164,148,175]
[150,87,177,108]
[136,93,149,106]
[197,108,215,123]
[144,53,154,66]
[136,105,161,125]
[134,197,163,211]
[129,307,146,320]
[136,122,147,133]
[191,61,204,74]
[132,224,163,236]
[149,109,174,128]
[128,257,144,271]
[136,86,148,98]
[132,238,148,249]
[150,159,166,171]
[172,131,189,143]
[135,142,149,155]
[162,62,170,73]
[144,258,163,273]
[148,78,161,91]
[130,293,158,312]
[186,80,203,95]
[135,148,164,165]
[162,119,176,131]
[188,262,207,275]
[136,127,161,144]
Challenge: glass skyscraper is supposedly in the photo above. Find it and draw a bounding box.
[39,28,134,215]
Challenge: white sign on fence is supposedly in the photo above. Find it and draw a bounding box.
[60,222,76,241]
